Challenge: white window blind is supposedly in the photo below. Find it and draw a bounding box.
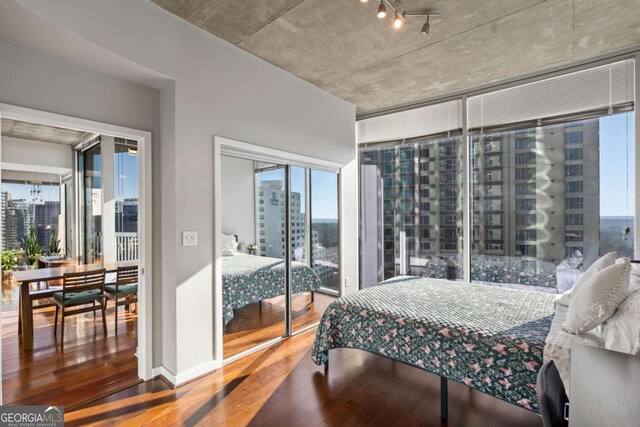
[357,99,463,144]
[468,59,635,131]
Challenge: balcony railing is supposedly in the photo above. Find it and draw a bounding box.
[116,232,138,262]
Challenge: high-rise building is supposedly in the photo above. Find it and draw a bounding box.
[360,120,600,289]
[2,192,21,250]
[257,179,338,288]
[35,201,61,249]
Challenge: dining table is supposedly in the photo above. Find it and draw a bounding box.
[14,261,137,350]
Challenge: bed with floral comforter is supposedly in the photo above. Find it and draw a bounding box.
[311,276,555,413]
[223,253,321,325]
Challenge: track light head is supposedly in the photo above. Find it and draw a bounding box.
[420,21,430,35]
[376,1,387,18]
[393,11,403,29]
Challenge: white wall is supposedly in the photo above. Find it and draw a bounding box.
[2,0,356,380]
[0,39,164,365]
[1,135,72,174]
[220,156,255,249]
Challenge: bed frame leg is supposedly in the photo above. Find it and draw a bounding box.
[311,291,315,303]
[259,300,262,314]
[324,358,329,375]
[441,376,448,420]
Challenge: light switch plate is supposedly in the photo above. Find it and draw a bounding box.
[182,231,198,247]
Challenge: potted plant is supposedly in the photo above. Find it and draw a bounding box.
[1,249,20,281]
[49,227,62,256]
[247,244,257,255]
[24,225,44,267]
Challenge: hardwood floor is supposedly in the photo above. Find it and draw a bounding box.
[224,291,335,357]
[1,277,140,409]
[67,328,542,426]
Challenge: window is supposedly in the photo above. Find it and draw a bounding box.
[565,131,583,145]
[399,163,412,174]
[565,181,583,193]
[515,153,536,165]
[484,199,502,212]
[484,155,502,167]
[516,244,537,257]
[565,148,583,160]
[399,149,413,161]
[515,168,536,180]
[565,164,583,176]
[516,229,537,241]
[516,198,536,211]
[516,183,536,195]
[359,59,635,292]
[566,214,584,225]
[566,230,583,242]
[515,137,536,150]
[566,197,583,209]
[516,214,537,226]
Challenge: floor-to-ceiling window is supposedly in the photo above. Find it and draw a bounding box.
[359,58,635,292]
[80,141,102,264]
[1,180,60,253]
[115,139,139,261]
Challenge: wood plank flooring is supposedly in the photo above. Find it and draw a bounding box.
[224,292,335,357]
[67,328,542,426]
[2,277,140,409]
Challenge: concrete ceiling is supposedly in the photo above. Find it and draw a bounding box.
[1,118,88,146]
[152,0,640,115]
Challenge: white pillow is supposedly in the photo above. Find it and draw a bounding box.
[563,257,630,335]
[221,233,238,256]
[629,262,640,293]
[556,252,617,307]
[601,288,640,355]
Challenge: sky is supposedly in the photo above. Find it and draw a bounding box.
[257,166,339,220]
[599,112,635,217]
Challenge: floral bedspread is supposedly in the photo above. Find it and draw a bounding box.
[223,253,321,325]
[311,276,555,413]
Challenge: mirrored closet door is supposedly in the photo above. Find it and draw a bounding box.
[220,153,341,359]
[221,156,287,358]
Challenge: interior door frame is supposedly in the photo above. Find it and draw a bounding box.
[0,103,154,402]
[213,136,342,364]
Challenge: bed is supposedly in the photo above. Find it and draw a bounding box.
[312,276,556,415]
[222,253,321,325]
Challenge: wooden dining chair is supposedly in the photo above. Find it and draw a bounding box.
[53,269,107,348]
[104,265,138,334]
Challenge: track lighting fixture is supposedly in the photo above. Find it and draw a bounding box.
[376,1,387,19]
[393,11,403,29]
[362,0,438,35]
[421,15,431,35]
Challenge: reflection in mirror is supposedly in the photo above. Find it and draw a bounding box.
[221,155,341,358]
[291,167,339,333]
[221,156,286,357]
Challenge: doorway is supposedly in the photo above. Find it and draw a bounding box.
[0,104,153,407]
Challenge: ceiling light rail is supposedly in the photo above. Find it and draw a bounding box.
[361,0,439,34]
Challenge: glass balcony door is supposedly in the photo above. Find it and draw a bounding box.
[290,167,340,334]
[80,143,102,264]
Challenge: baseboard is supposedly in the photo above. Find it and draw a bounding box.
[151,361,221,388]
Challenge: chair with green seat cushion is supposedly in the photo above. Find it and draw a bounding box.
[105,265,138,334]
[54,269,107,349]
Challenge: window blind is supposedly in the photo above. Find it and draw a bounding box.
[468,59,635,131]
[357,99,463,144]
